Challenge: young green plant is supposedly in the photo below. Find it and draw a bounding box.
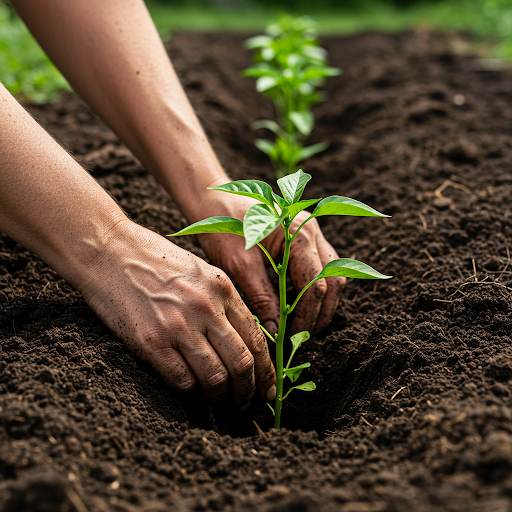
[169,170,391,428]
[244,14,340,177]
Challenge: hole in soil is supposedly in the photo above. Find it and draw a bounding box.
[208,319,411,438]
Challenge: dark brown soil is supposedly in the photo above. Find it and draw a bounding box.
[2,29,512,512]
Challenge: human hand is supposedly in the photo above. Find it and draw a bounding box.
[193,191,346,337]
[75,220,276,409]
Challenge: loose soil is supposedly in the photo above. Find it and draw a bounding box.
[2,30,512,512]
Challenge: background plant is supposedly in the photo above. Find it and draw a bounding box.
[0,2,70,103]
[170,169,391,428]
[243,14,340,177]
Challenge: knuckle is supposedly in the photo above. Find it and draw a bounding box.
[175,378,196,393]
[249,330,268,355]
[233,351,254,377]
[247,291,275,313]
[333,276,346,291]
[311,278,328,299]
[205,367,229,390]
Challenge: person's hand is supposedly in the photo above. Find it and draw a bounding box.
[75,220,276,409]
[193,189,346,338]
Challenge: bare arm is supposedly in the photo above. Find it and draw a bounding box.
[0,82,276,408]
[11,0,222,220]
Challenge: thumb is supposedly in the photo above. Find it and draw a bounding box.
[231,250,280,337]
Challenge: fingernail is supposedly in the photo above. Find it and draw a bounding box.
[239,401,251,412]
[263,321,278,336]
[266,384,276,402]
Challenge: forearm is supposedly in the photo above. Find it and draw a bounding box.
[0,83,127,288]
[11,0,229,222]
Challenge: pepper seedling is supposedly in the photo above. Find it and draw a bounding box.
[169,169,391,428]
[244,14,340,177]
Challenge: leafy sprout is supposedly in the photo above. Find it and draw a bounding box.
[244,14,341,177]
[169,169,391,429]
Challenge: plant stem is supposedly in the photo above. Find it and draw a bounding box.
[274,222,291,429]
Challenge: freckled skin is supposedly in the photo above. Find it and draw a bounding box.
[2,0,345,408]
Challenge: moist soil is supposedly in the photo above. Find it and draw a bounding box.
[2,30,512,512]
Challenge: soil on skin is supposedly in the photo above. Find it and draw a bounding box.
[2,30,512,512]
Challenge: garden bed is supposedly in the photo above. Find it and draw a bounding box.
[2,29,512,512]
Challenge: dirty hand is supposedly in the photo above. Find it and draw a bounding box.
[194,192,346,337]
[77,220,276,409]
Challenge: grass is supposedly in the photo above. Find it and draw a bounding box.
[1,0,511,103]
[0,4,70,103]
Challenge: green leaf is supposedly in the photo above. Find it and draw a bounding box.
[252,119,285,137]
[298,141,328,161]
[317,259,392,280]
[290,330,310,352]
[303,66,341,81]
[256,76,277,92]
[209,180,275,210]
[289,110,314,136]
[284,362,311,383]
[243,64,278,78]
[286,198,320,219]
[245,35,273,49]
[294,381,316,391]
[283,381,316,400]
[168,216,244,237]
[261,47,276,61]
[312,196,390,218]
[272,192,289,210]
[255,139,277,159]
[277,169,312,205]
[243,204,285,250]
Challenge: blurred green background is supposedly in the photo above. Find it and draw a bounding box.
[1,0,512,103]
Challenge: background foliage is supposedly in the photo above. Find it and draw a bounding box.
[1,0,512,103]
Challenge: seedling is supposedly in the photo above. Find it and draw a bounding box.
[169,170,391,428]
[244,14,340,177]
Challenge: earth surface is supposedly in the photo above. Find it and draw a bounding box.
[2,29,512,512]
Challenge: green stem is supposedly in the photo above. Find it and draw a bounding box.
[274,223,291,429]
[256,243,279,275]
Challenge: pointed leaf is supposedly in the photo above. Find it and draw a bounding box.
[272,192,289,210]
[244,35,273,49]
[243,204,285,250]
[289,110,314,136]
[252,119,285,137]
[317,259,392,280]
[261,47,276,61]
[209,180,275,210]
[303,66,341,81]
[287,198,320,219]
[312,196,390,218]
[277,169,312,205]
[169,216,244,237]
[255,139,277,159]
[283,381,316,400]
[284,362,311,383]
[294,381,316,392]
[256,76,277,92]
[298,141,328,161]
[290,331,310,352]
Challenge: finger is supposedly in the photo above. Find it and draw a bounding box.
[226,299,276,403]
[312,236,346,335]
[178,333,229,404]
[226,247,280,337]
[288,230,327,335]
[141,344,197,395]
[206,318,256,409]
